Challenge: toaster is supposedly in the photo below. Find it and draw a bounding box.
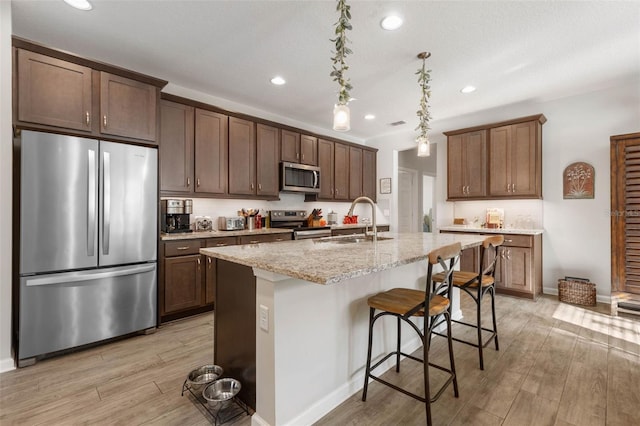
[218,216,245,231]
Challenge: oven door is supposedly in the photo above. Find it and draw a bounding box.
[294,228,333,240]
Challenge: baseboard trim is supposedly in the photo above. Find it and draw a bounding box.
[542,286,611,304]
[0,356,15,373]
[251,412,270,426]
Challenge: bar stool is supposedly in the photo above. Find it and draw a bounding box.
[361,242,461,426]
[432,235,504,370]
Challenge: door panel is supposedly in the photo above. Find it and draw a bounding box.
[318,139,335,199]
[20,131,99,274]
[99,141,157,266]
[159,100,194,193]
[195,109,228,194]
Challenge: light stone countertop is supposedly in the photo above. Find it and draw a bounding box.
[200,232,485,285]
[330,223,390,230]
[439,226,544,235]
[160,228,293,241]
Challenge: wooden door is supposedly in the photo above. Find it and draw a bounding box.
[204,256,216,306]
[159,100,194,193]
[503,247,533,293]
[164,255,202,313]
[256,123,279,196]
[99,72,157,141]
[228,117,256,195]
[465,131,487,197]
[318,139,335,199]
[362,149,377,201]
[17,49,93,132]
[280,129,300,163]
[489,125,511,196]
[334,142,349,200]
[611,132,640,294]
[300,135,318,166]
[511,121,537,196]
[195,108,228,194]
[447,134,466,199]
[349,146,363,199]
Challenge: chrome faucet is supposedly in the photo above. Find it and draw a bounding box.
[347,196,377,242]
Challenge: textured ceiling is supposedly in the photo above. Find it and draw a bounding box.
[10,0,640,142]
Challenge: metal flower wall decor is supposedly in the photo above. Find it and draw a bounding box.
[563,162,595,199]
[415,52,432,157]
[330,0,353,131]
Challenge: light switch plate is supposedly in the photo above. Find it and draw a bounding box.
[259,304,269,332]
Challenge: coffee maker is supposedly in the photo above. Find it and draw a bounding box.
[161,199,193,233]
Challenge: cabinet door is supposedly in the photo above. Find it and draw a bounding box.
[349,146,363,200]
[195,109,228,194]
[205,255,216,306]
[256,124,280,196]
[447,134,466,199]
[159,100,194,193]
[300,135,318,166]
[362,149,376,201]
[280,129,300,163]
[465,131,487,197]
[17,49,93,132]
[511,121,538,196]
[334,142,350,200]
[100,72,157,141]
[503,247,533,293]
[228,117,256,195]
[164,255,202,313]
[318,139,335,199]
[489,125,511,196]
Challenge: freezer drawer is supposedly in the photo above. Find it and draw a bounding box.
[19,263,157,361]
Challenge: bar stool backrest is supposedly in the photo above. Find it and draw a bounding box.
[426,242,462,308]
[480,235,504,278]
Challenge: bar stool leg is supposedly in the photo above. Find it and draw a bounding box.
[477,287,485,370]
[491,287,499,350]
[362,307,375,401]
[396,317,401,372]
[423,320,432,426]
[446,311,459,397]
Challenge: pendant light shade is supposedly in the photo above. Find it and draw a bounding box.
[333,104,351,132]
[417,135,430,157]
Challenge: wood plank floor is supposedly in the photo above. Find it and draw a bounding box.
[1,293,639,425]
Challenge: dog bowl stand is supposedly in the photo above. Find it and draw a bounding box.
[182,379,250,425]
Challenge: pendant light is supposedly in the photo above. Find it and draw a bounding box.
[330,0,353,132]
[415,52,432,157]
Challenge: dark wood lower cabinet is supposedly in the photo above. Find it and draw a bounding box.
[215,260,256,411]
[164,255,203,313]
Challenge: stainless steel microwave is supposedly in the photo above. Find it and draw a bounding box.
[280,162,321,193]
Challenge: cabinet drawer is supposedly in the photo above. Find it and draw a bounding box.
[501,234,532,248]
[205,237,238,248]
[164,240,202,256]
[332,228,365,236]
[237,234,290,245]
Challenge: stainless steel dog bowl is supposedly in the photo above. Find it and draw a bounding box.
[202,378,241,410]
[186,365,223,391]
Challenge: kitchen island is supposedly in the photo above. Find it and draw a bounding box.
[201,232,484,426]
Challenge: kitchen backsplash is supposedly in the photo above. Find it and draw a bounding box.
[450,199,543,229]
[161,193,389,229]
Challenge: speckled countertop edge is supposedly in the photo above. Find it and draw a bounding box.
[439,226,543,235]
[161,228,293,240]
[201,232,485,285]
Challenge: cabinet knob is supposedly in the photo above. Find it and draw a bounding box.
[103,115,107,128]
[302,153,305,160]
[187,177,191,187]
[176,246,189,250]
[258,183,262,190]
[197,257,201,265]
[215,243,227,247]
[197,178,200,187]
[251,183,255,190]
[512,183,516,192]
[296,152,300,159]
[85,111,90,126]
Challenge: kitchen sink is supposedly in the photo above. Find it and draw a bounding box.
[316,235,393,244]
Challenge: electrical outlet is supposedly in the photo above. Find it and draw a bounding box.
[259,304,269,332]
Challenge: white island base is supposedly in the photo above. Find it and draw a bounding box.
[251,262,462,426]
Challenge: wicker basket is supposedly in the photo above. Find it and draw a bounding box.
[558,277,596,306]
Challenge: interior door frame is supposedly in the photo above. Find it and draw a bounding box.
[611,131,640,294]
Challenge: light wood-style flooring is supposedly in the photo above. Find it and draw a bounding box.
[1,293,639,425]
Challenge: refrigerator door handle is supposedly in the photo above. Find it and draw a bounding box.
[87,149,96,257]
[103,151,111,255]
[26,264,156,287]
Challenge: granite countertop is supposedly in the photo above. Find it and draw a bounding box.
[330,223,390,230]
[439,225,544,235]
[200,232,484,285]
[161,228,293,240]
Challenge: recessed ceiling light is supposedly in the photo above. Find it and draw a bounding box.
[460,85,476,94]
[63,0,92,10]
[364,114,375,120]
[270,76,286,86]
[381,15,403,31]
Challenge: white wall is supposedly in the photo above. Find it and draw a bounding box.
[369,80,640,301]
[0,0,14,372]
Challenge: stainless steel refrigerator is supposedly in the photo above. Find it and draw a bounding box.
[17,130,158,366]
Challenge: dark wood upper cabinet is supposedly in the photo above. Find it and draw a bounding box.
[280,129,300,163]
[318,139,335,200]
[362,148,376,201]
[16,49,93,132]
[195,108,228,194]
[349,146,363,199]
[159,100,194,193]
[300,135,318,166]
[99,72,157,142]
[256,124,279,197]
[228,117,256,196]
[334,142,350,200]
[447,130,487,200]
